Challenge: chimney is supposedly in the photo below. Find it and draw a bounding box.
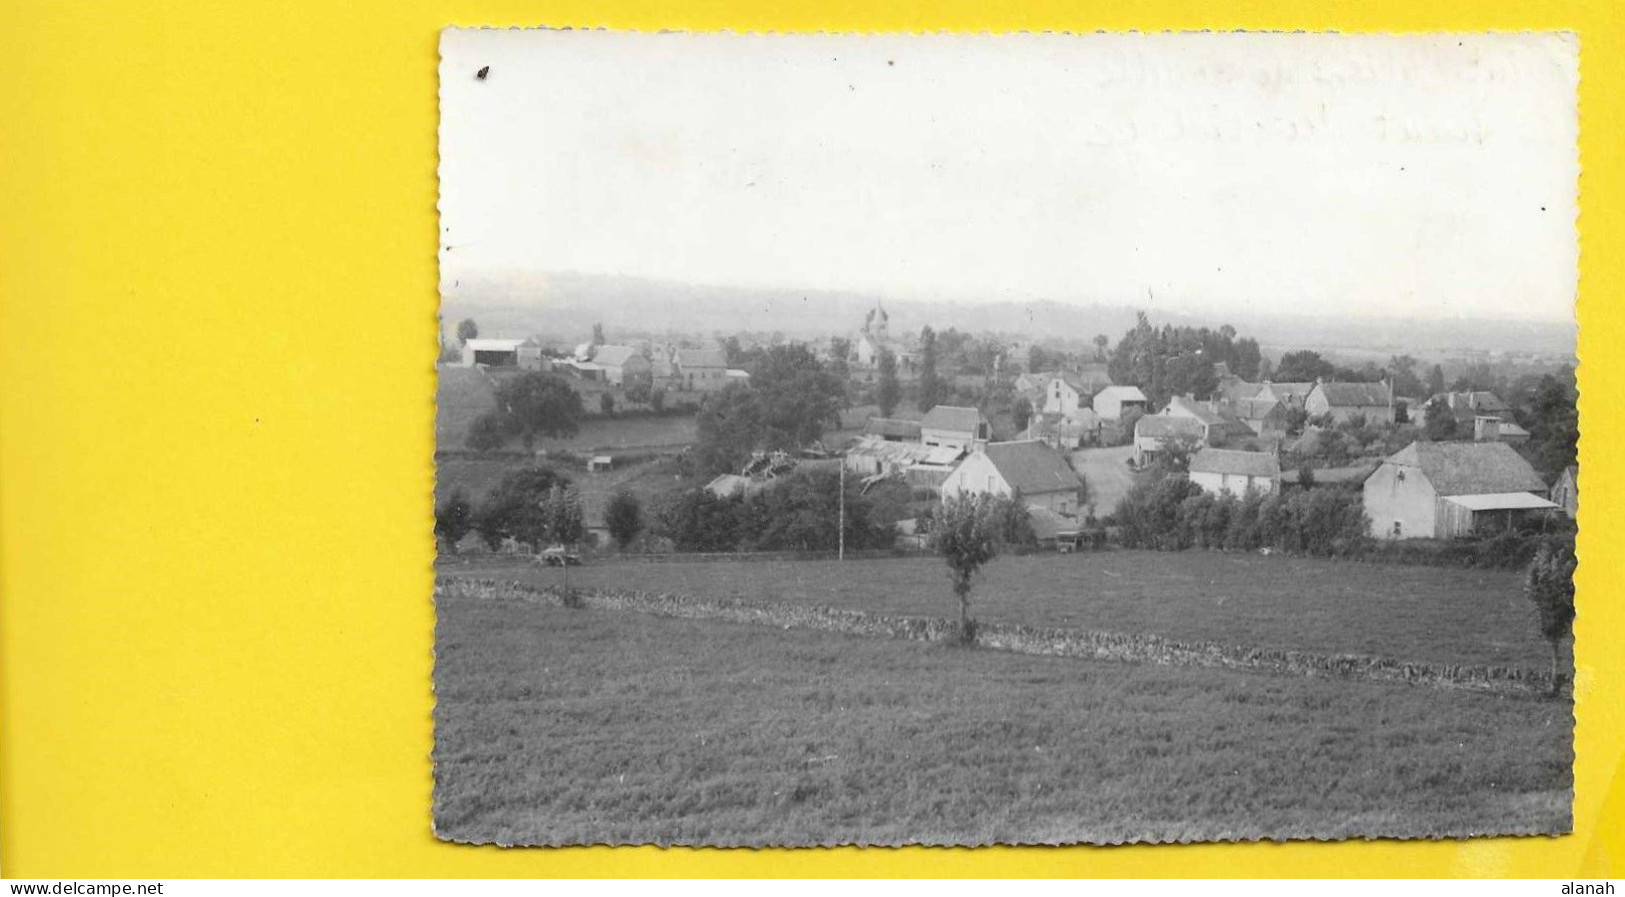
[1474,415,1501,442]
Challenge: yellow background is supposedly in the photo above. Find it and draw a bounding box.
[0,0,1619,878]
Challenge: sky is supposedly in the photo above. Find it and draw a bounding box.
[438,30,1578,323]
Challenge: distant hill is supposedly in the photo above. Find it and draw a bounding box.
[440,271,1576,361]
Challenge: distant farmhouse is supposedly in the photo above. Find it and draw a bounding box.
[941,440,1086,516]
[1188,448,1282,497]
[1257,381,1315,408]
[919,405,992,453]
[562,343,651,385]
[674,347,732,391]
[1428,390,1531,444]
[1092,385,1149,422]
[1159,395,1255,447]
[1023,409,1102,451]
[460,337,543,369]
[1551,465,1579,518]
[1305,381,1394,424]
[1363,441,1557,539]
[1133,414,1204,465]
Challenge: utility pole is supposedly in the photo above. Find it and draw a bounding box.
[838,461,846,562]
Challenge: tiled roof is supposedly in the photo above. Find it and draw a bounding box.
[591,345,642,368]
[982,440,1084,495]
[676,348,728,368]
[1230,397,1284,421]
[1189,448,1281,479]
[1384,441,1548,496]
[1135,415,1205,440]
[862,417,923,439]
[920,405,987,434]
[1313,381,1393,407]
[1095,385,1148,403]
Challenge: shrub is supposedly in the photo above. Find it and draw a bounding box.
[605,490,643,549]
[465,411,507,452]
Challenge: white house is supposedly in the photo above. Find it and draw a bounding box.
[586,345,652,386]
[940,440,1085,515]
[919,405,991,453]
[675,348,730,391]
[1092,385,1149,421]
[1133,414,1204,465]
[1188,448,1281,497]
[1363,441,1556,539]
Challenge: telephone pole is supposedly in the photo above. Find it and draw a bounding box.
[838,461,846,562]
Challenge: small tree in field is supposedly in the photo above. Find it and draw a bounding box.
[605,490,643,550]
[930,494,999,644]
[544,484,587,601]
[1524,541,1577,696]
[456,318,479,345]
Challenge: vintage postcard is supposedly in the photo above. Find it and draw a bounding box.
[434,29,1578,846]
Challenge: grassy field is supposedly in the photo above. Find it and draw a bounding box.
[436,364,699,452]
[443,550,1556,670]
[433,595,1572,846]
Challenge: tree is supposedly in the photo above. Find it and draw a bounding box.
[828,337,852,381]
[474,467,569,550]
[1524,541,1576,696]
[434,488,475,552]
[543,484,587,598]
[495,373,584,449]
[1423,397,1458,441]
[918,326,943,413]
[456,318,479,345]
[591,323,606,346]
[605,490,643,550]
[600,392,616,417]
[1257,356,1274,381]
[1387,355,1424,398]
[1011,397,1034,433]
[650,388,667,413]
[877,349,901,417]
[1275,350,1337,383]
[1093,334,1110,362]
[624,378,653,406]
[694,383,767,475]
[931,494,1000,643]
[750,343,847,448]
[465,411,507,452]
[1426,364,1447,396]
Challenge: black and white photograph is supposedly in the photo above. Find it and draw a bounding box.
[432,30,1579,847]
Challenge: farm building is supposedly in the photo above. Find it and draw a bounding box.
[584,345,652,386]
[1257,381,1315,408]
[1429,390,1514,426]
[1227,397,1291,438]
[941,439,1086,515]
[1092,385,1149,421]
[1160,395,1255,446]
[919,405,991,453]
[461,337,542,369]
[1021,372,1089,414]
[1551,465,1578,518]
[1023,409,1102,451]
[862,417,923,442]
[675,348,730,391]
[1472,415,1531,445]
[1363,441,1557,539]
[1305,381,1394,424]
[844,436,964,488]
[1188,448,1282,497]
[1216,374,1265,403]
[1133,414,1205,465]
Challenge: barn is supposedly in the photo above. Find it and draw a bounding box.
[461,337,541,369]
[1363,441,1557,539]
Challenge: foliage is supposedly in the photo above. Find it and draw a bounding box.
[654,468,889,553]
[624,378,653,406]
[650,388,666,413]
[543,484,587,546]
[1523,371,1578,479]
[1524,541,1577,695]
[605,490,644,549]
[1426,364,1447,396]
[1106,312,1262,405]
[1275,350,1336,383]
[474,467,570,549]
[465,411,507,452]
[600,392,616,417]
[1011,397,1034,432]
[931,494,1000,641]
[917,326,944,413]
[877,349,900,417]
[591,322,606,346]
[434,488,476,551]
[495,373,585,449]
[1115,475,1369,557]
[1423,397,1459,441]
[693,383,767,476]
[456,318,479,344]
[1117,407,1145,447]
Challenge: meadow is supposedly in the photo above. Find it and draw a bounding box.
[443,550,1555,670]
[433,594,1572,846]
